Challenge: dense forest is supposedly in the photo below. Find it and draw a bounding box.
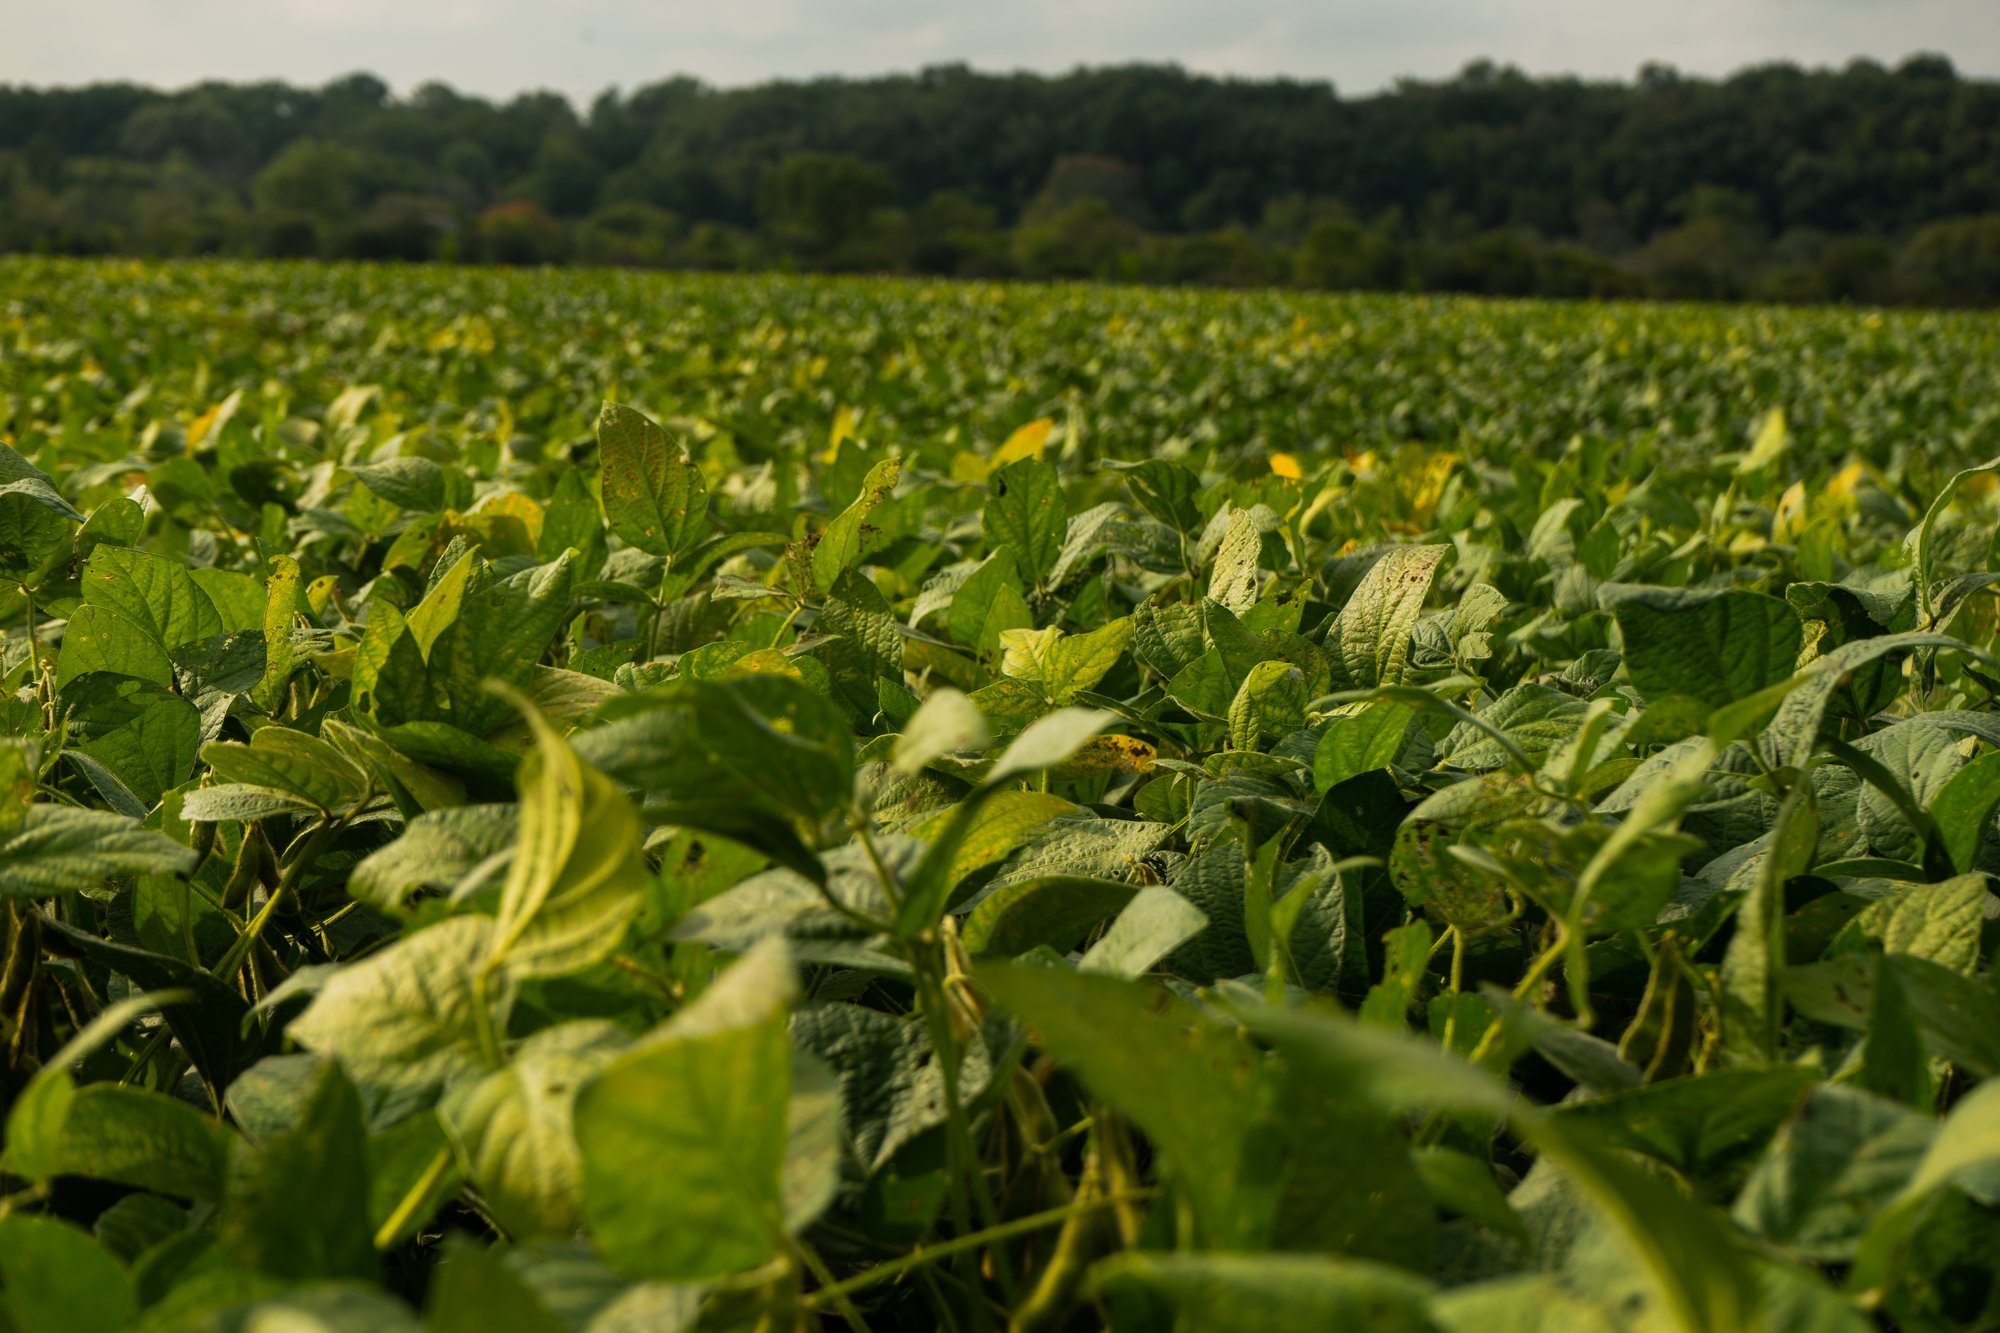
[4,56,1999,303]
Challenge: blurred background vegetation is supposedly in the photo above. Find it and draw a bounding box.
[4,56,1999,304]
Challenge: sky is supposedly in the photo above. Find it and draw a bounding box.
[3,0,1995,103]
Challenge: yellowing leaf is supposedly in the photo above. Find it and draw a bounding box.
[1737,407,1790,475]
[464,491,545,555]
[1772,480,1807,544]
[994,417,1055,466]
[999,616,1134,705]
[488,699,650,981]
[1269,452,1303,481]
[821,404,859,462]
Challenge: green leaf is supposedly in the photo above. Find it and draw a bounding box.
[983,458,1066,586]
[1314,699,1415,792]
[56,604,175,688]
[351,457,448,512]
[1359,921,1434,1028]
[178,784,321,822]
[892,711,1121,937]
[789,1003,992,1176]
[1207,508,1264,613]
[4,1082,228,1201]
[683,676,855,832]
[1760,632,1974,770]
[1413,1146,1527,1242]
[597,401,708,558]
[74,495,142,564]
[190,566,270,632]
[77,543,224,650]
[1132,598,1209,680]
[76,691,201,808]
[425,1242,570,1333]
[985,706,1115,785]
[201,726,372,815]
[1851,1079,2000,1301]
[0,488,75,585]
[366,1112,461,1248]
[442,1020,627,1241]
[4,991,190,1177]
[813,454,901,594]
[1428,1276,1621,1333]
[944,550,1033,655]
[349,804,516,914]
[978,966,1280,1248]
[1908,455,2000,621]
[1720,786,1817,1063]
[1550,1065,1819,1184]
[0,739,32,835]
[908,787,1075,889]
[1441,683,1591,770]
[1325,545,1448,690]
[1092,1252,1437,1333]
[1605,585,1802,710]
[891,687,989,775]
[1114,457,1203,533]
[0,1215,132,1333]
[0,440,82,518]
[538,465,609,570]
[287,916,504,1126]
[1855,953,1932,1107]
[1080,885,1211,978]
[576,942,796,1280]
[812,571,906,719]
[1736,406,1790,475]
[1733,1084,1933,1262]
[217,1057,378,1282]
[405,546,476,658]
[1842,873,1989,975]
[961,874,1141,957]
[31,921,253,1092]
[1233,1002,1758,1333]
[1167,839,1360,990]
[0,805,196,895]
[351,602,429,727]
[1785,952,2000,1077]
[426,554,577,736]
[1930,749,2000,874]
[1228,659,1309,751]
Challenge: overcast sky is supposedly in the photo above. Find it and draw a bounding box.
[4,0,1994,103]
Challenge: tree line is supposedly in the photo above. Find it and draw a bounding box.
[3,56,1999,303]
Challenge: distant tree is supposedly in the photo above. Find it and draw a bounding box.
[1026,155,1151,226]
[519,132,603,218]
[117,95,249,174]
[1292,211,1402,291]
[1013,198,1142,280]
[341,194,458,261]
[1,60,2000,303]
[910,191,1004,275]
[1817,234,1897,303]
[1899,215,2000,304]
[575,202,680,267]
[476,200,565,265]
[758,152,892,258]
[252,139,358,219]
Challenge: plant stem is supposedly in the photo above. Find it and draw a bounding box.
[801,1192,1152,1310]
[374,1146,455,1249]
[212,820,332,982]
[792,1238,871,1333]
